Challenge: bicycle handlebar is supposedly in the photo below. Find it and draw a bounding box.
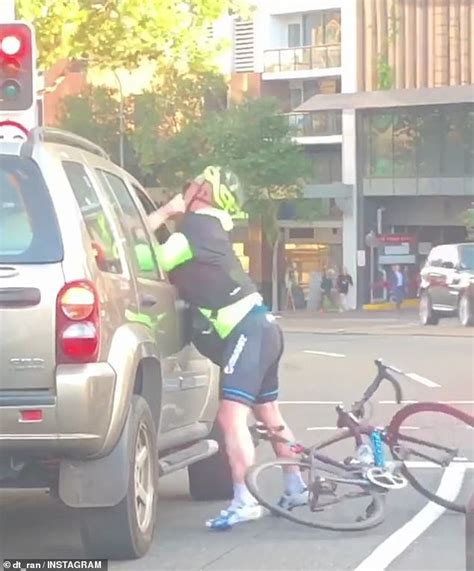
[351,359,404,416]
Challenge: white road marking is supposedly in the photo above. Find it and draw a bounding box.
[280,400,343,405]
[306,426,339,431]
[306,425,420,431]
[406,372,441,388]
[303,350,346,358]
[354,464,467,571]
[403,460,474,468]
[379,400,419,404]
[380,400,474,405]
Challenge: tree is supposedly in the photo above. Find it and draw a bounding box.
[157,98,312,310]
[17,0,244,69]
[462,208,474,239]
[58,86,143,180]
[131,68,227,175]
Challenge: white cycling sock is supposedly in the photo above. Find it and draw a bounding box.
[232,483,256,507]
[284,471,306,494]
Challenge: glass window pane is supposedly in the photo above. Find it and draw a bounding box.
[467,107,474,177]
[393,111,418,177]
[324,10,341,44]
[0,156,63,264]
[417,109,442,177]
[369,112,394,177]
[98,170,160,280]
[63,161,122,274]
[288,24,301,48]
[442,106,467,177]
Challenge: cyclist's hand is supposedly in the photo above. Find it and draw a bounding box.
[164,194,186,218]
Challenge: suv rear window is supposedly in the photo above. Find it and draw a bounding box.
[0,155,63,264]
[459,244,474,270]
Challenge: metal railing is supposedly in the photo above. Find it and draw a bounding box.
[287,111,342,137]
[264,44,341,73]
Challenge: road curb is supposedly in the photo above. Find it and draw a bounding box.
[281,328,474,339]
[363,299,420,311]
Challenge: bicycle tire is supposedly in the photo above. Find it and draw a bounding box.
[388,402,474,513]
[245,459,385,531]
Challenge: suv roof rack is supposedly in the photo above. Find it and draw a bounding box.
[24,127,110,160]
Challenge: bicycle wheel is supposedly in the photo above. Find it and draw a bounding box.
[245,459,385,531]
[389,402,474,513]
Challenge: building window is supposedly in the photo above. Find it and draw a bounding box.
[303,10,341,46]
[288,24,301,48]
[307,147,342,184]
[363,104,473,179]
[393,110,417,177]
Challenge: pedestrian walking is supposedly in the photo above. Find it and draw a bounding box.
[336,268,353,312]
[320,269,333,312]
[389,264,406,313]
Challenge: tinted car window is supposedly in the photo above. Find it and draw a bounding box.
[62,161,122,274]
[0,155,63,264]
[459,244,474,270]
[133,183,171,244]
[97,170,160,280]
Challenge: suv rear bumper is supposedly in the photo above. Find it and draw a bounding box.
[0,363,116,457]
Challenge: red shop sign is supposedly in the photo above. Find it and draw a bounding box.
[378,234,416,244]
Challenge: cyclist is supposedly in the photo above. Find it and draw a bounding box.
[147,166,307,529]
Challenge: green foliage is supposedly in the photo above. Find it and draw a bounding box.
[131,69,227,174]
[157,97,312,244]
[17,0,245,69]
[376,55,394,91]
[462,208,474,229]
[58,85,142,178]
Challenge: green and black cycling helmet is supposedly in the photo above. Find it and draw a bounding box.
[194,166,243,215]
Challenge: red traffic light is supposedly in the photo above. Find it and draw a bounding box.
[0,22,35,112]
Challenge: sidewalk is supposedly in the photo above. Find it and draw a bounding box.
[277,309,474,338]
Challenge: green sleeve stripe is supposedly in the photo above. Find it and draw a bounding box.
[154,232,193,272]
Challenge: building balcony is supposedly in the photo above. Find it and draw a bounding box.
[288,110,342,144]
[263,44,341,79]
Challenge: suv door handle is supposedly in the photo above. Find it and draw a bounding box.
[140,294,158,308]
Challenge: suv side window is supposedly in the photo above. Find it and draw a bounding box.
[97,170,160,280]
[62,161,122,274]
[133,183,171,244]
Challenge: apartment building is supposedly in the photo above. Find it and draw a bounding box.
[226,0,473,307]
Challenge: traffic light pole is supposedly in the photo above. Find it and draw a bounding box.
[111,69,125,169]
[0,0,16,21]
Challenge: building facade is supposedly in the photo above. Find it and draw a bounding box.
[223,0,474,308]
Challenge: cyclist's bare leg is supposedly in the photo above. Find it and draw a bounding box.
[254,401,299,468]
[254,401,307,497]
[217,399,255,485]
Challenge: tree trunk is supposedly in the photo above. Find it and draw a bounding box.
[271,234,279,313]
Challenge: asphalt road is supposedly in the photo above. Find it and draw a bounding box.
[1,326,473,571]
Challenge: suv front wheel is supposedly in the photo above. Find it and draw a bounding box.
[419,293,439,326]
[459,294,474,327]
[80,395,158,559]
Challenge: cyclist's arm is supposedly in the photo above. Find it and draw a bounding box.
[148,195,185,233]
[154,233,194,272]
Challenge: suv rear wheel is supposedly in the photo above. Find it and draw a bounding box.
[459,294,474,327]
[188,423,233,501]
[80,396,158,559]
[419,293,439,326]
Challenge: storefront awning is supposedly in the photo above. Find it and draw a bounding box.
[296,85,474,112]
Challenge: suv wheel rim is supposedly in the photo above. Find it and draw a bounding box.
[134,423,154,533]
[459,297,469,325]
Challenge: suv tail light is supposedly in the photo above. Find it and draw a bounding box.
[56,281,100,364]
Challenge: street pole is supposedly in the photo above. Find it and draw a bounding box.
[111,69,124,168]
[467,489,474,570]
[0,0,16,21]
